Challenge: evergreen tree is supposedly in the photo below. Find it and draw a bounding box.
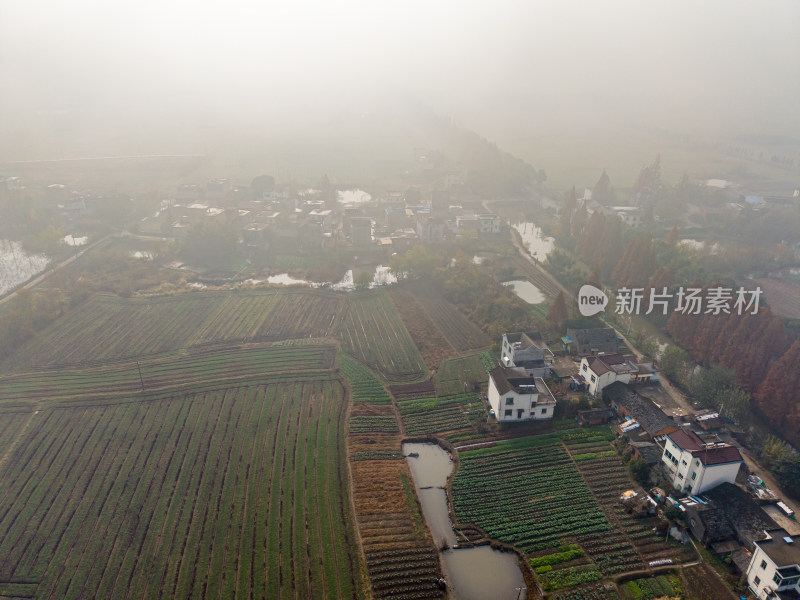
[546,291,569,328]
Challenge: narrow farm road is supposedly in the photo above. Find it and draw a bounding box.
[0,233,111,305]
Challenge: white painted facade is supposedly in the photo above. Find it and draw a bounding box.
[661,435,742,496]
[746,530,800,600]
[580,357,631,396]
[488,370,556,422]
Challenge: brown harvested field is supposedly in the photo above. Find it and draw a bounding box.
[402,282,490,352]
[680,564,738,600]
[754,277,800,318]
[387,287,457,370]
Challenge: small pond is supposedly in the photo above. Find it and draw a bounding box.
[0,239,50,296]
[403,442,526,600]
[514,222,554,261]
[503,280,545,304]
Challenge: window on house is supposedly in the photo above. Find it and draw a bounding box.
[691,472,697,480]
[761,560,767,570]
[590,375,596,382]
[541,408,547,414]
[531,401,537,408]
[681,460,687,466]
[773,573,782,586]
[582,364,587,371]
[665,450,673,461]
[517,409,524,419]
[504,409,512,417]
[505,397,514,405]
[696,459,700,466]
[754,576,761,586]
[678,473,683,479]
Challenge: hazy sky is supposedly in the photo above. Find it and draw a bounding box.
[1,0,798,159]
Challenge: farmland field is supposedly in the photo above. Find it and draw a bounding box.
[0,343,336,405]
[337,292,427,384]
[452,434,611,554]
[1,289,345,372]
[340,354,443,599]
[387,286,457,369]
[433,353,488,397]
[398,393,485,437]
[403,282,489,352]
[0,376,361,600]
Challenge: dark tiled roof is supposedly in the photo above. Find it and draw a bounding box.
[667,429,705,451]
[690,445,743,466]
[604,382,675,437]
[703,483,779,551]
[567,327,617,345]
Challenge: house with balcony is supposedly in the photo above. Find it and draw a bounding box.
[488,365,556,422]
[661,429,743,495]
[501,332,553,378]
[746,528,800,600]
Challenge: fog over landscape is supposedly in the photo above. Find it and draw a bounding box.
[2,0,798,167]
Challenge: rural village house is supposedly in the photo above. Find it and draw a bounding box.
[500,331,553,378]
[603,382,677,444]
[746,528,800,600]
[661,429,743,496]
[562,327,618,356]
[488,365,556,422]
[579,353,658,396]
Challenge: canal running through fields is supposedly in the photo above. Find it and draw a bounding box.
[403,442,527,600]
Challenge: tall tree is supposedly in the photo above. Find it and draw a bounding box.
[546,291,569,328]
[757,340,800,447]
[592,170,614,205]
[612,235,656,288]
[664,226,679,246]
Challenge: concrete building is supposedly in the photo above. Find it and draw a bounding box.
[661,429,743,495]
[500,332,553,378]
[746,529,800,600]
[488,365,556,422]
[562,327,618,356]
[579,354,657,396]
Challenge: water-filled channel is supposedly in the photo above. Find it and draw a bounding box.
[403,442,527,600]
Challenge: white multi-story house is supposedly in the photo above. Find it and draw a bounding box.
[501,332,553,378]
[661,429,743,495]
[746,528,800,600]
[488,365,556,422]
[579,354,657,396]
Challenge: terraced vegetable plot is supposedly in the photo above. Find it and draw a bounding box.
[339,349,442,599]
[405,283,489,352]
[337,292,426,384]
[398,394,484,436]
[1,289,343,372]
[433,354,488,397]
[0,378,361,600]
[452,434,611,553]
[1,344,336,403]
[564,433,686,573]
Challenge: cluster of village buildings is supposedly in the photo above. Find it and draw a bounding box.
[487,327,799,600]
[161,179,501,251]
